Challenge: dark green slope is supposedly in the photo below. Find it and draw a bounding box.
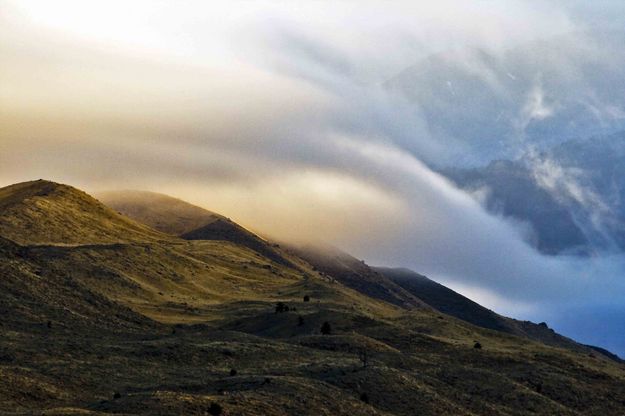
[376,266,612,357]
[375,267,511,331]
[290,244,431,310]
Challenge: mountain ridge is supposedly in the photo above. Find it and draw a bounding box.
[442,131,625,255]
[98,189,297,268]
[96,190,223,236]
[375,266,609,357]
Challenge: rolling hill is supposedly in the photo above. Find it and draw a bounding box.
[97,190,222,236]
[99,189,296,268]
[0,180,168,245]
[1,180,624,415]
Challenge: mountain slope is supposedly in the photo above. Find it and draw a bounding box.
[443,131,625,255]
[97,190,222,235]
[2,180,625,415]
[98,189,296,268]
[376,267,512,331]
[181,219,296,268]
[0,180,168,245]
[289,244,431,310]
[0,235,156,333]
[376,266,604,355]
[443,160,588,255]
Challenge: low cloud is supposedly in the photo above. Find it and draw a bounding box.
[517,79,557,132]
[2,0,625,353]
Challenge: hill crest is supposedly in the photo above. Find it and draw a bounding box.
[96,190,223,236]
[0,180,167,245]
[98,189,297,268]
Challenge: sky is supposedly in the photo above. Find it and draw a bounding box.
[2,1,625,354]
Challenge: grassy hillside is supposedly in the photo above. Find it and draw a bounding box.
[97,189,295,268]
[1,180,624,415]
[0,180,168,245]
[182,220,296,268]
[289,244,432,310]
[376,267,600,355]
[97,190,222,235]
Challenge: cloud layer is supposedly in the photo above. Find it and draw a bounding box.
[2,0,625,353]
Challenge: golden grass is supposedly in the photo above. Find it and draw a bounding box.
[1,180,624,415]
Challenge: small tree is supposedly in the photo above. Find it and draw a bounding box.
[275,302,287,313]
[320,321,332,335]
[358,348,368,368]
[229,368,237,376]
[303,295,310,302]
[473,341,482,349]
[208,402,222,415]
[360,392,369,404]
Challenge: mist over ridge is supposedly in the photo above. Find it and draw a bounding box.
[2,0,625,355]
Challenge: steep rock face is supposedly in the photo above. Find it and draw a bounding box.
[0,180,167,245]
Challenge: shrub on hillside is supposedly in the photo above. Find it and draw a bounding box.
[275,302,288,313]
[208,402,222,415]
[320,321,332,335]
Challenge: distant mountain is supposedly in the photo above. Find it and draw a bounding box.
[386,33,625,165]
[444,131,625,255]
[182,219,297,268]
[443,160,589,254]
